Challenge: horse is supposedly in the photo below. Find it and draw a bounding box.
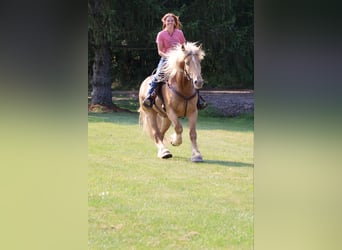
[138,42,205,162]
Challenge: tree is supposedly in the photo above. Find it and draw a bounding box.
[88,0,254,94]
[88,0,117,110]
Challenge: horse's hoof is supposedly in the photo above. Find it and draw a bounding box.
[162,152,173,159]
[158,148,172,159]
[191,155,203,162]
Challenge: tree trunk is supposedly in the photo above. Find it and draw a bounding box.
[91,43,113,106]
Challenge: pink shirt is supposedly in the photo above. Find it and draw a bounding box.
[156,29,186,53]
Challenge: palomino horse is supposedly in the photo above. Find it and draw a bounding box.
[138,42,205,162]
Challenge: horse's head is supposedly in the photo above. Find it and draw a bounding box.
[163,42,206,89]
[181,42,206,89]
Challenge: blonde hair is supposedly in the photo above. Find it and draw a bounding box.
[161,13,182,30]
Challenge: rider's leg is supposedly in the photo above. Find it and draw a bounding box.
[143,80,160,108]
[143,58,166,108]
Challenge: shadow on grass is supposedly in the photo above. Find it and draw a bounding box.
[204,159,254,168]
[196,110,254,131]
[88,111,254,134]
[88,112,139,125]
[173,156,253,168]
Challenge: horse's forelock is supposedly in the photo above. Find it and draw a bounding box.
[183,42,205,60]
[163,42,205,79]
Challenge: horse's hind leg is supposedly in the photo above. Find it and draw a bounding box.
[157,117,172,159]
[148,113,172,159]
[140,79,172,159]
[158,116,172,141]
[167,111,183,146]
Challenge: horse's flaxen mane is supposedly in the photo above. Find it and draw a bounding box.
[162,42,205,81]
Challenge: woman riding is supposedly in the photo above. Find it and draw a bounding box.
[143,13,207,110]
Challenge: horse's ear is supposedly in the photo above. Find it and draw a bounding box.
[199,43,202,50]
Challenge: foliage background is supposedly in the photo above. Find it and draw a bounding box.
[88,0,253,91]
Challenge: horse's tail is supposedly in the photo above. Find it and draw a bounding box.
[138,75,162,140]
[138,108,154,139]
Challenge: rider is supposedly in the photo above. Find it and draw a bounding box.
[143,13,207,110]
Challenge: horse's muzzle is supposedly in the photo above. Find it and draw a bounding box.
[193,79,204,89]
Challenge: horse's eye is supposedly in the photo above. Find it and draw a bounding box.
[186,61,190,66]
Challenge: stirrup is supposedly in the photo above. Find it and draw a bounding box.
[197,101,207,110]
[197,95,207,110]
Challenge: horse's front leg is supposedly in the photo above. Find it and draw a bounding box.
[167,110,183,146]
[188,111,203,162]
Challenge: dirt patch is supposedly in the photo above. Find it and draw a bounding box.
[200,90,254,116]
[88,103,131,113]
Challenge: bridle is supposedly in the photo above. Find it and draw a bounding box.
[183,51,197,83]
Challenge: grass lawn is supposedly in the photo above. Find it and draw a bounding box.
[88,94,253,249]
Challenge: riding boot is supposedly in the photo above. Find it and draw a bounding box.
[143,81,159,108]
[197,91,208,110]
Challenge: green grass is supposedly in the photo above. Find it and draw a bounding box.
[89,96,253,249]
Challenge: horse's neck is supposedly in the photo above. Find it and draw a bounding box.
[173,71,194,95]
